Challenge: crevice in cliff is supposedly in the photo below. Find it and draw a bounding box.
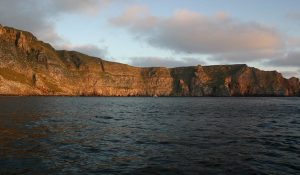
[100,60,105,72]
[32,73,37,86]
[15,31,21,47]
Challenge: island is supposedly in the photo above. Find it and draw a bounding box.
[0,25,299,96]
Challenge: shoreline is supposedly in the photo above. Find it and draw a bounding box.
[0,94,299,97]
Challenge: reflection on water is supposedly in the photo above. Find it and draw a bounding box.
[0,97,299,174]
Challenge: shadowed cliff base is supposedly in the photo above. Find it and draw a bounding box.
[0,25,299,96]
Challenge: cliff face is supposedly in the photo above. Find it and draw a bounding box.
[0,25,299,96]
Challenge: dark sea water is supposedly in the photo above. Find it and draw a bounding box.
[0,97,299,175]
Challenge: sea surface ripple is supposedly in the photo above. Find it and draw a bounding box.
[0,97,299,175]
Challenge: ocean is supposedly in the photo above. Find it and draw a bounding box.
[0,97,299,174]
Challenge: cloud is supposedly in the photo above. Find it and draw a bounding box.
[0,0,57,43]
[110,6,283,61]
[110,5,150,26]
[128,56,205,68]
[71,44,108,58]
[0,0,110,45]
[57,44,108,58]
[266,51,300,67]
[47,0,111,14]
[281,71,300,79]
[211,50,283,63]
[286,12,300,21]
[287,37,300,49]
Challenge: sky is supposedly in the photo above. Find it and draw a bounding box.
[0,0,300,78]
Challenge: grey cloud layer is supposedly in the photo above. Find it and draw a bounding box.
[110,6,283,61]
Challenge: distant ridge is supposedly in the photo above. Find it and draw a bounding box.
[0,25,299,96]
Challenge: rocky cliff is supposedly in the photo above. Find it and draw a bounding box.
[0,25,299,96]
